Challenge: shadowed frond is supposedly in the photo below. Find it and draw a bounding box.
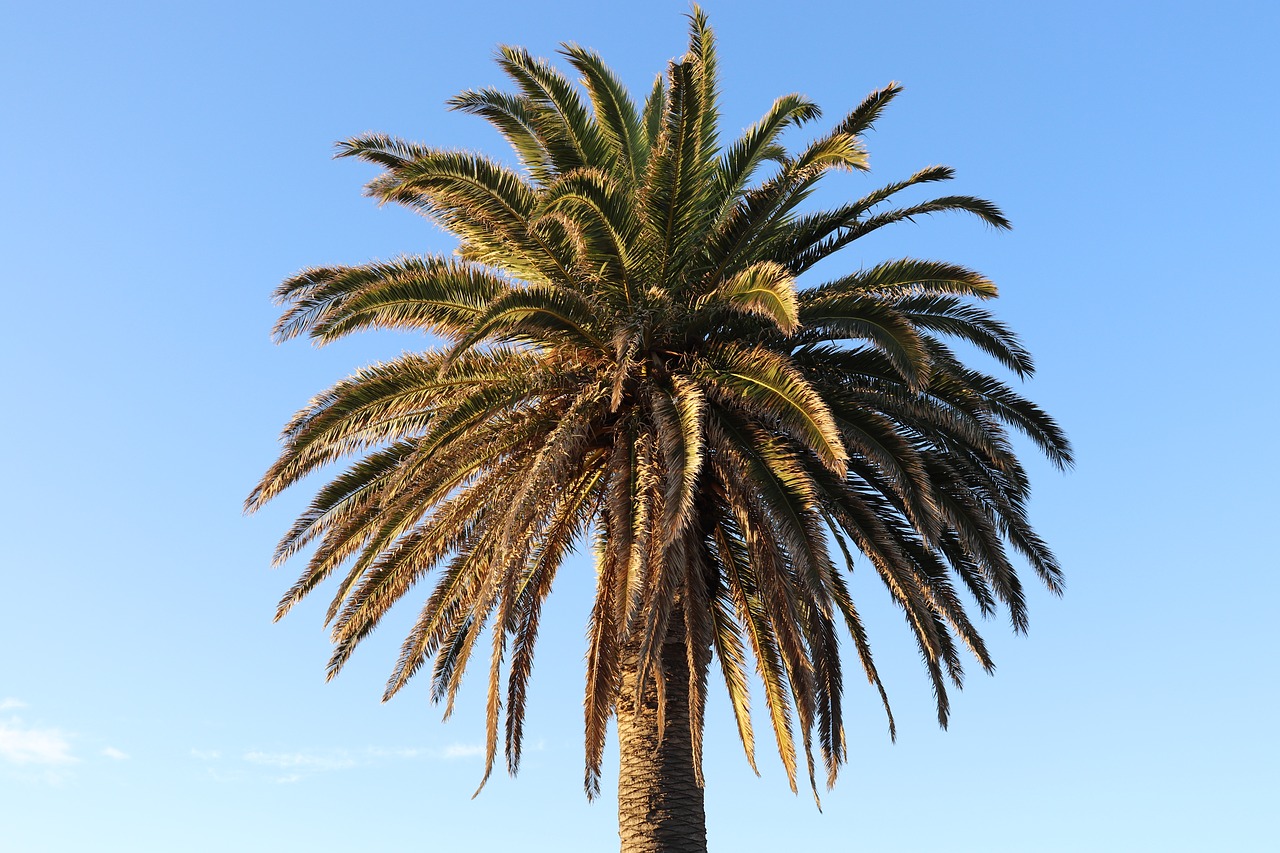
[833,81,904,138]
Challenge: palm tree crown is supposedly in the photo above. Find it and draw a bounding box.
[248,7,1070,813]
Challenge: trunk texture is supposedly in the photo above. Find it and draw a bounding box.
[615,623,707,853]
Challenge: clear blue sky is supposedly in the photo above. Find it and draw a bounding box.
[3,1,1277,850]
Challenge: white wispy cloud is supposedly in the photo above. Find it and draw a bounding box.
[0,720,76,766]
[442,743,484,759]
[0,698,27,711]
[197,742,478,784]
[365,747,428,760]
[243,750,358,772]
[226,745,459,783]
[101,747,129,760]
[244,750,360,785]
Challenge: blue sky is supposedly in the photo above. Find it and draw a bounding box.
[2,1,1277,850]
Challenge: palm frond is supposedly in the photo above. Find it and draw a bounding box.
[448,87,554,182]
[715,94,821,206]
[701,343,848,475]
[496,45,609,172]
[833,81,904,138]
[562,45,645,182]
[695,260,799,334]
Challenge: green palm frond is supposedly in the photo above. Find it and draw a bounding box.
[695,260,799,333]
[562,45,645,182]
[449,282,609,356]
[642,58,717,289]
[639,73,666,163]
[272,257,511,345]
[447,87,554,181]
[496,45,610,172]
[833,81,904,138]
[715,94,821,207]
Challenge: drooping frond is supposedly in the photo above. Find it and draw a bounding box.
[700,343,848,475]
[695,260,799,334]
[447,87,555,182]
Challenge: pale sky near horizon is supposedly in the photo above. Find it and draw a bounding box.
[3,1,1277,850]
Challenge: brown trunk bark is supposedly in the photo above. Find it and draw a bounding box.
[615,622,707,853]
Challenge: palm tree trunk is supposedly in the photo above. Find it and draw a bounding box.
[615,619,707,853]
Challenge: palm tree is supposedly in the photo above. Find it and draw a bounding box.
[248,10,1070,852]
